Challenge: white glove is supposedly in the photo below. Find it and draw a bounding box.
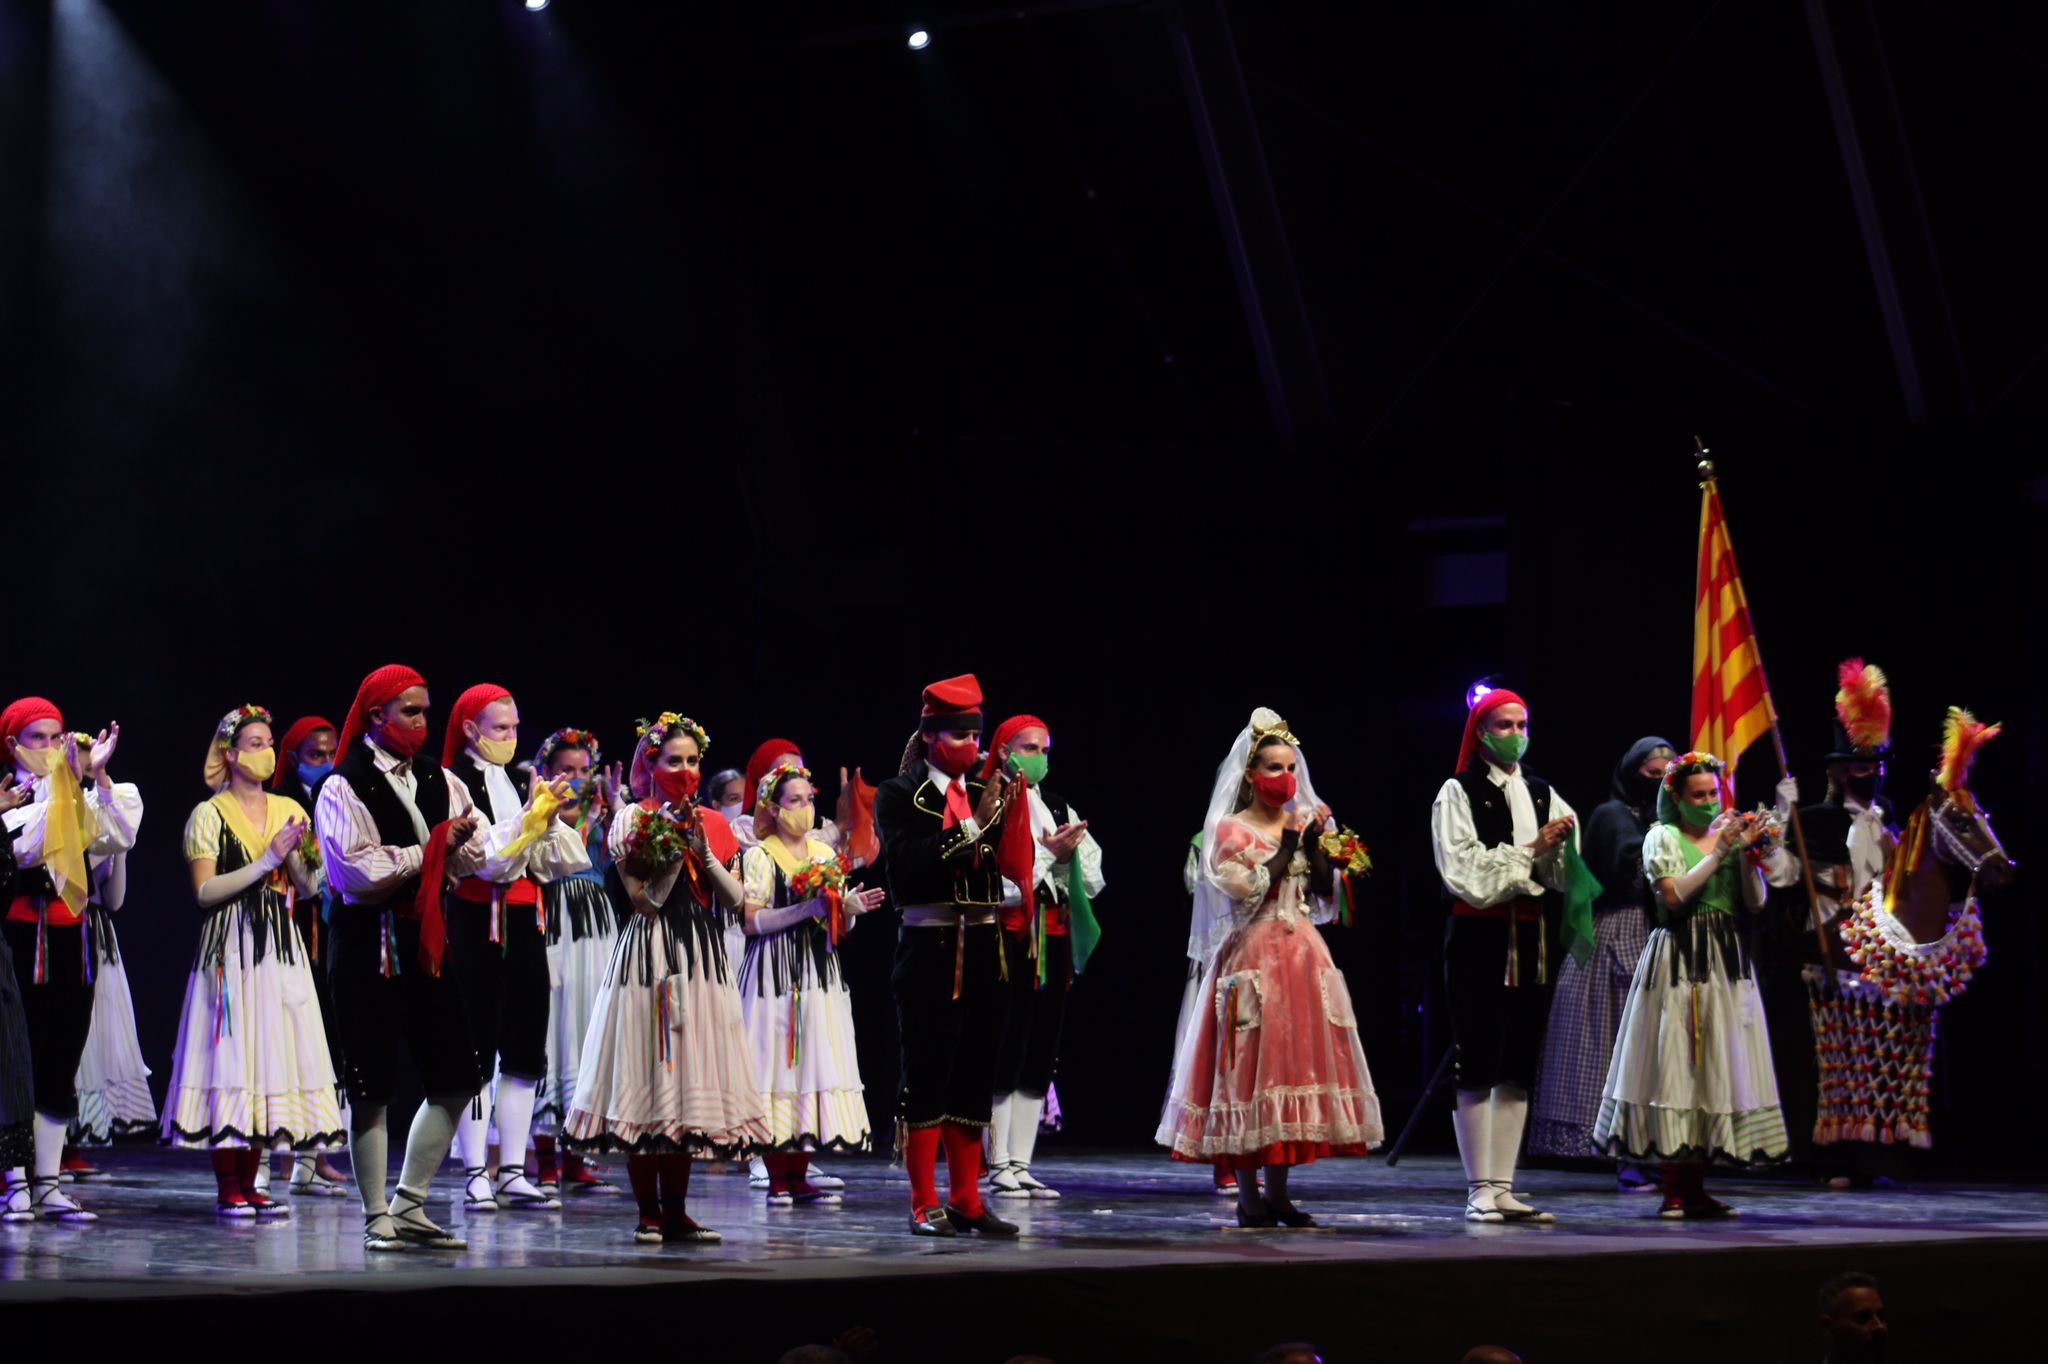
[748,897,825,936]
[1775,776,1799,818]
[1668,847,1724,906]
[196,848,283,909]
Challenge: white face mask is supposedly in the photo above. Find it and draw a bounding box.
[716,801,743,822]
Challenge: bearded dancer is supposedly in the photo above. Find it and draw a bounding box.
[313,665,489,1252]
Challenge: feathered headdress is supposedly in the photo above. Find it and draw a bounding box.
[1834,659,1892,753]
[1937,707,2001,792]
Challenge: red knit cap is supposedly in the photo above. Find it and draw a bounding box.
[1455,687,1528,773]
[270,715,338,788]
[336,664,427,760]
[919,674,984,728]
[743,737,800,814]
[442,683,513,768]
[980,714,1050,779]
[1,696,62,743]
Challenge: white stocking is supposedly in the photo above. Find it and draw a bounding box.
[495,1073,539,1176]
[399,1096,463,1197]
[1489,1085,1538,1213]
[1009,1095,1044,1172]
[988,1094,1015,1169]
[1452,1088,1495,1211]
[454,1100,489,1173]
[32,1111,67,1180]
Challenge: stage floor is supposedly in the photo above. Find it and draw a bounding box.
[5,1150,2043,1361]
[4,1147,2043,1288]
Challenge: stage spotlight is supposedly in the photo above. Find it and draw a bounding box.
[1465,681,1493,710]
[525,0,548,11]
[907,29,931,49]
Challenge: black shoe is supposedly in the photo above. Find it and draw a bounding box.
[944,1203,1020,1237]
[1268,1199,1317,1229]
[909,1206,957,1237]
[1235,1203,1277,1229]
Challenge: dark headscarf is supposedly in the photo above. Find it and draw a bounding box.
[1584,735,1676,912]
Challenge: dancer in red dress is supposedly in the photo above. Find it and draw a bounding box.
[1156,708,1383,1228]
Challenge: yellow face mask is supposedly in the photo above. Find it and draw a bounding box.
[236,747,278,782]
[777,804,817,838]
[13,744,60,778]
[475,736,519,766]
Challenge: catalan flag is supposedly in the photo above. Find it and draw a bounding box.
[1691,480,1776,794]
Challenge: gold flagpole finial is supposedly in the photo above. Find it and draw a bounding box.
[1694,433,1715,485]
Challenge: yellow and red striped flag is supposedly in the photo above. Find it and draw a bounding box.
[1691,480,1776,794]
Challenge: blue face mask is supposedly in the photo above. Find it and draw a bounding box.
[297,761,333,788]
[565,777,589,797]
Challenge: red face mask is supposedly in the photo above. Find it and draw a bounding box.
[1251,769,1297,807]
[376,721,428,759]
[927,736,981,777]
[653,766,701,804]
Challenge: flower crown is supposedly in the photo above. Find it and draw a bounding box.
[756,760,812,809]
[535,726,601,771]
[217,704,273,746]
[1662,750,1724,788]
[636,712,709,755]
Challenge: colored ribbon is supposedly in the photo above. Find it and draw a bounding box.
[214,953,233,1043]
[657,978,673,1072]
[1034,903,1047,990]
[952,922,965,1000]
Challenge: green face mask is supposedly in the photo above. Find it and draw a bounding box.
[1006,751,1048,785]
[1678,798,1722,828]
[1479,731,1528,766]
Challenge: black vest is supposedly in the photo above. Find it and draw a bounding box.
[331,741,451,901]
[1452,765,1552,854]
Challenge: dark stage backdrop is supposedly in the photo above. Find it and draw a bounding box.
[1,1,2041,1165]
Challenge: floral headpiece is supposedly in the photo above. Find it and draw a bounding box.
[756,760,812,809]
[535,726,601,772]
[1662,750,1724,788]
[636,712,709,755]
[217,704,273,746]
